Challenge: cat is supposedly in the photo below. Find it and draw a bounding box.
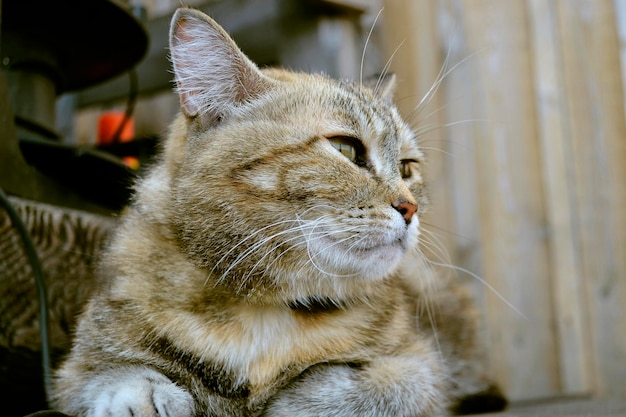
[50,7,505,417]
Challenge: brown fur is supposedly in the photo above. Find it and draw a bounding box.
[50,7,505,417]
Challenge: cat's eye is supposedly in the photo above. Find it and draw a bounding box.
[328,136,366,166]
[399,159,417,179]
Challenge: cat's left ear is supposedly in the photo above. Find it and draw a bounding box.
[364,73,397,103]
[169,8,270,124]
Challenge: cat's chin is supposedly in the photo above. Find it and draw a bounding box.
[307,236,414,282]
[349,244,406,280]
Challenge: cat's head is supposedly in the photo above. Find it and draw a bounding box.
[160,8,427,304]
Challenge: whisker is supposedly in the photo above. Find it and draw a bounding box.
[238,233,304,292]
[414,49,483,117]
[360,7,385,89]
[419,228,452,262]
[413,119,489,140]
[374,40,405,96]
[410,250,442,318]
[421,221,473,243]
[222,216,338,284]
[408,100,454,128]
[305,237,362,278]
[206,218,305,286]
[297,215,362,278]
[418,146,454,157]
[237,209,364,287]
[309,228,364,263]
[244,235,307,285]
[408,42,454,120]
[240,220,358,286]
[418,239,450,268]
[426,259,527,319]
[423,291,443,361]
[406,48,485,137]
[207,204,337,285]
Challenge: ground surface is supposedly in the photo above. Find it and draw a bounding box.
[468,398,626,417]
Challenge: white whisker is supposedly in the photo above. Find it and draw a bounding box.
[206,204,338,286]
[410,42,453,118]
[406,47,484,136]
[297,214,362,278]
[419,228,452,265]
[424,293,443,361]
[360,7,385,89]
[426,259,527,319]
[374,40,405,96]
[205,218,304,286]
[418,146,454,157]
[239,219,356,286]
[413,119,488,141]
[222,215,338,284]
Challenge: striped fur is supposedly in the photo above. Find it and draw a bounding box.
[50,8,505,417]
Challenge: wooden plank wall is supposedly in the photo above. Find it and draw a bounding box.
[383,0,626,402]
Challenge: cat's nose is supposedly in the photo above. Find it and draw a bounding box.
[393,201,418,225]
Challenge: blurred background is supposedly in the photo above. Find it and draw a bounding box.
[0,0,624,413]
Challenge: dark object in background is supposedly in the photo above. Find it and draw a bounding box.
[1,0,149,212]
[22,411,71,417]
[452,384,509,415]
[0,2,147,416]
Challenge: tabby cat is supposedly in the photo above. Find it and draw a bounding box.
[51,7,505,417]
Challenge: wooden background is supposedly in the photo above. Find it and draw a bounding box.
[71,0,626,403]
[383,0,626,402]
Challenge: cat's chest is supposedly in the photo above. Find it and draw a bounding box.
[166,302,389,389]
[231,305,372,375]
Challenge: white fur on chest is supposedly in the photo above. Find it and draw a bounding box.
[159,304,363,388]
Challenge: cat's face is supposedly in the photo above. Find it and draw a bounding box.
[165,9,427,302]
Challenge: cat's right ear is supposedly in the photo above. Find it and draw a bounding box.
[364,73,396,103]
[169,8,269,124]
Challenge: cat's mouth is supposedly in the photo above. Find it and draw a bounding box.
[299,219,418,279]
[349,238,406,257]
[323,233,409,266]
[348,229,410,251]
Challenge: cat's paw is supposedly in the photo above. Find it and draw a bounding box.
[263,355,446,417]
[86,369,194,417]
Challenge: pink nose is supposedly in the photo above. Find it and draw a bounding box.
[394,201,418,225]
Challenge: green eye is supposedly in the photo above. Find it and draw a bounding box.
[330,138,356,161]
[328,136,366,166]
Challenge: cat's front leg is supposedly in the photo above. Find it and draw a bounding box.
[262,350,448,417]
[53,366,194,417]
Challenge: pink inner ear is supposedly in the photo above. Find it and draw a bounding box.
[169,10,269,121]
[174,18,193,42]
[171,17,229,117]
